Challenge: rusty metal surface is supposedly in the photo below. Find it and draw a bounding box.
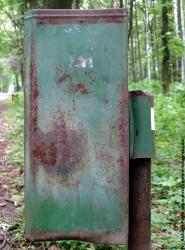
[128,159,151,250]
[24,9,128,24]
[24,9,129,244]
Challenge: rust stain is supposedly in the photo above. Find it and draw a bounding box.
[118,83,129,198]
[58,72,71,84]
[26,227,128,244]
[29,36,86,181]
[36,9,128,25]
[32,115,86,175]
[68,83,89,95]
[37,17,125,25]
[30,32,39,178]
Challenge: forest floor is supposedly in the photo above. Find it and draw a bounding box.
[0,93,20,249]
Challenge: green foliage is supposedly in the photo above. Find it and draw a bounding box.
[6,92,24,168]
[168,34,185,59]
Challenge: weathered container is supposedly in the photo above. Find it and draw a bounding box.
[24,9,129,245]
[129,91,155,159]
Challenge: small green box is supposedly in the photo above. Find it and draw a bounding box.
[129,91,155,159]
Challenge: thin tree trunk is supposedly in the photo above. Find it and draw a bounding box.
[177,0,182,81]
[76,0,80,9]
[135,1,143,80]
[131,34,137,82]
[15,73,19,92]
[110,0,114,8]
[128,0,134,40]
[20,60,24,90]
[172,0,179,81]
[181,0,185,81]
[144,0,151,81]
[161,0,170,94]
[43,0,73,9]
[150,0,157,79]
[143,8,147,79]
[134,36,138,81]
[154,2,160,80]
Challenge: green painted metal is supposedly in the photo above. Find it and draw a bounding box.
[24,9,129,244]
[129,91,155,159]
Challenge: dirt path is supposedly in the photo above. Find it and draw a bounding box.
[0,94,19,249]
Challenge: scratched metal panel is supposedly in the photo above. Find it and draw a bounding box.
[24,9,128,244]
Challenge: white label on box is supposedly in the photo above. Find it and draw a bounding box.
[151,107,155,131]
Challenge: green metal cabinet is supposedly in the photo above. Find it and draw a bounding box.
[24,9,129,244]
[24,9,155,246]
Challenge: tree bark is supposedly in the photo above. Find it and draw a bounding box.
[144,0,151,81]
[128,0,134,40]
[177,0,182,81]
[161,0,171,94]
[15,73,19,92]
[181,0,185,81]
[110,0,114,8]
[120,0,123,8]
[75,0,81,9]
[135,1,143,80]
[131,33,137,82]
[43,0,73,9]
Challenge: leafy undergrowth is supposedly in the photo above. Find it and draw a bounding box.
[4,81,185,249]
[5,93,24,169]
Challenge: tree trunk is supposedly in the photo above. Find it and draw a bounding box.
[128,0,134,40]
[120,0,123,8]
[150,0,157,79]
[181,0,185,81]
[109,0,114,8]
[153,1,160,81]
[75,0,80,9]
[15,73,19,92]
[161,0,170,94]
[131,34,136,82]
[43,0,73,9]
[135,1,143,80]
[144,0,151,81]
[177,0,182,81]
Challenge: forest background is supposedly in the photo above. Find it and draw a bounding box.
[0,0,185,249]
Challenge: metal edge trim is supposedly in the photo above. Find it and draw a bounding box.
[24,8,128,20]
